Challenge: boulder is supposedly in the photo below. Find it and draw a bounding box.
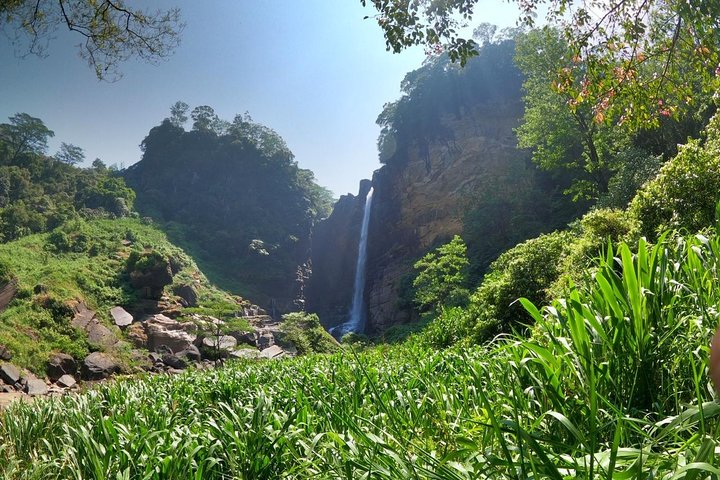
[231,330,258,347]
[47,353,77,382]
[56,374,77,388]
[256,330,275,349]
[82,352,120,380]
[86,320,118,347]
[145,314,197,353]
[71,303,96,330]
[230,348,261,360]
[0,344,11,361]
[24,378,48,396]
[161,354,187,370]
[174,284,199,307]
[0,363,21,385]
[177,345,202,362]
[126,322,148,348]
[260,345,285,359]
[201,335,237,351]
[110,306,133,328]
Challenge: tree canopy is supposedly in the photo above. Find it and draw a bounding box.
[363,0,720,129]
[1,0,183,80]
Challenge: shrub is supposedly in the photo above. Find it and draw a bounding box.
[549,207,639,296]
[630,112,720,238]
[418,306,470,348]
[412,235,470,313]
[279,312,339,355]
[465,230,571,342]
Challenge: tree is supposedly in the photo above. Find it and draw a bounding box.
[0,113,55,163]
[169,101,189,128]
[413,235,469,313]
[191,105,228,134]
[362,0,720,129]
[515,28,622,200]
[1,0,183,80]
[56,142,85,165]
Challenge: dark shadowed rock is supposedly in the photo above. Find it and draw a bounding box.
[0,344,11,361]
[82,352,120,380]
[0,363,21,385]
[174,284,199,307]
[177,344,202,362]
[145,314,197,353]
[257,331,275,349]
[56,374,77,388]
[110,306,133,328]
[47,353,77,382]
[128,255,173,300]
[0,279,18,313]
[161,354,187,369]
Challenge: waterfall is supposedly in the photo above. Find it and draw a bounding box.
[332,187,374,337]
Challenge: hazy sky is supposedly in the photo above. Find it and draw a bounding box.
[1,1,520,197]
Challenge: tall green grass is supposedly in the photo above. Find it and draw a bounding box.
[1,229,720,478]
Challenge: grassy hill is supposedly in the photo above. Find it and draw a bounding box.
[0,217,249,374]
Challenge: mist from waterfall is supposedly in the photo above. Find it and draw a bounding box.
[332,187,374,337]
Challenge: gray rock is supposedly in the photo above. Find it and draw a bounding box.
[86,320,119,347]
[256,331,275,349]
[82,352,120,380]
[148,352,163,364]
[260,345,285,359]
[0,344,11,361]
[230,348,261,360]
[145,314,197,353]
[56,374,77,388]
[24,378,48,396]
[0,363,21,385]
[110,306,133,328]
[161,354,187,370]
[71,303,96,330]
[232,330,258,347]
[177,345,202,362]
[201,335,237,351]
[174,284,199,307]
[47,353,77,382]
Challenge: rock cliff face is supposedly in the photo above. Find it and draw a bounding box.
[309,43,582,333]
[307,180,372,329]
[364,100,533,331]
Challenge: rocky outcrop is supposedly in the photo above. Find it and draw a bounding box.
[0,279,17,313]
[47,353,77,382]
[310,59,582,333]
[144,314,197,353]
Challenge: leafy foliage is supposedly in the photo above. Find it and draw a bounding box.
[412,235,469,313]
[279,312,339,355]
[1,0,183,80]
[630,112,720,238]
[464,230,571,342]
[3,226,720,477]
[125,105,334,308]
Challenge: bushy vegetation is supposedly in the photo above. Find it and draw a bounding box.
[2,227,720,478]
[278,312,339,355]
[124,106,334,308]
[0,218,242,373]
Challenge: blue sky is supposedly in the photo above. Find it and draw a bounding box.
[0,1,520,197]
